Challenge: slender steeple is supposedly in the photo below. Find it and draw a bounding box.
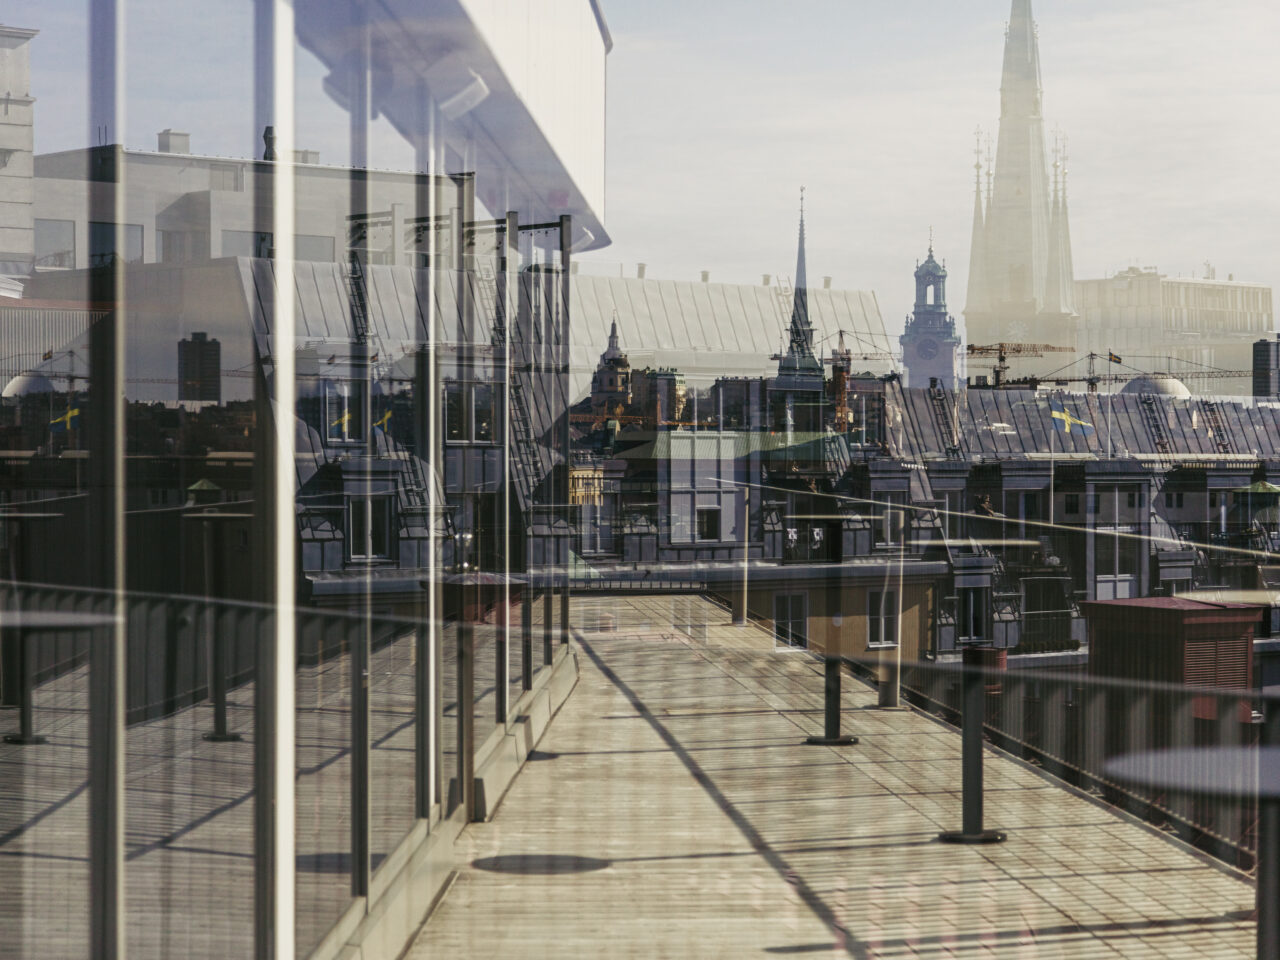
[788,187,816,361]
[776,188,823,388]
[1044,152,1065,315]
[1043,135,1077,318]
[965,128,990,316]
[602,314,625,362]
[1057,139,1076,314]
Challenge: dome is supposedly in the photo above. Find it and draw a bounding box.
[2,372,56,397]
[1119,374,1191,399]
[915,251,946,279]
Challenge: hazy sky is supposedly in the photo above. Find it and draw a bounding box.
[12,0,1280,340]
[577,0,1280,338]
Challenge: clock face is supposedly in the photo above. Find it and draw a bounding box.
[917,338,939,360]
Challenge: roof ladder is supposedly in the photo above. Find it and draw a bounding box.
[928,384,961,458]
[1200,400,1236,455]
[1139,395,1172,454]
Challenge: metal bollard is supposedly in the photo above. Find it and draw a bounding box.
[878,658,901,709]
[938,664,1006,844]
[805,656,858,746]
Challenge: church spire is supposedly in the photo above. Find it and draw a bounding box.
[976,0,1052,327]
[1056,137,1076,314]
[965,128,990,316]
[787,187,815,361]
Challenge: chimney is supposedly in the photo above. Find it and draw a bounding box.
[636,263,646,280]
[157,129,190,154]
[700,270,710,283]
[262,126,277,161]
[762,274,771,287]
[823,276,832,290]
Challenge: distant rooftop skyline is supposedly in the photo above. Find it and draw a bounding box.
[10,0,1280,340]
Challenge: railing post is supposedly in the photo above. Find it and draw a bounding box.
[1258,701,1280,960]
[543,589,553,666]
[495,612,508,726]
[350,618,370,895]
[89,615,125,960]
[204,606,241,742]
[457,622,476,819]
[805,656,857,746]
[4,629,46,744]
[415,623,433,819]
[521,588,533,690]
[938,663,1006,844]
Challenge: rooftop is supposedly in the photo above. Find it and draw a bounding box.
[412,595,1258,959]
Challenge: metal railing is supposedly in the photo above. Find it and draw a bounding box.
[814,650,1280,958]
[0,579,561,959]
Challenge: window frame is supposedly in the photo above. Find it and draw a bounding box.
[868,589,899,648]
[347,494,395,562]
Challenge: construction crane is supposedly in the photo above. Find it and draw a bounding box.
[1018,353,1254,393]
[1041,366,1255,393]
[966,342,1074,387]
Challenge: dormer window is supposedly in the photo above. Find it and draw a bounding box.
[326,380,366,443]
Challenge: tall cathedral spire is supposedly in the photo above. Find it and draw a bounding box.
[966,0,1075,353]
[1056,140,1076,315]
[1043,136,1077,318]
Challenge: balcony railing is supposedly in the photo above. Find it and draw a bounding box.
[0,578,568,959]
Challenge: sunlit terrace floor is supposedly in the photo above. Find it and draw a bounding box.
[413,599,1258,959]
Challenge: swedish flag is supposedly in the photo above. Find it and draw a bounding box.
[373,409,391,430]
[1108,351,1122,365]
[1049,398,1094,435]
[50,406,80,433]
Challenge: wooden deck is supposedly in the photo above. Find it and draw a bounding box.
[412,605,1257,959]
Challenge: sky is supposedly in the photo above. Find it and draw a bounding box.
[9,0,1280,341]
[575,0,1280,337]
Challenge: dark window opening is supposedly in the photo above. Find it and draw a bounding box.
[697,507,720,542]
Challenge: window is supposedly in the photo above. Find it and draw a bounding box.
[89,221,143,267]
[444,381,498,443]
[445,383,465,442]
[774,593,807,648]
[296,234,335,263]
[957,587,986,642]
[1165,491,1184,509]
[473,383,494,442]
[696,507,721,542]
[1064,493,1079,515]
[348,496,393,561]
[208,163,243,191]
[224,230,333,261]
[34,219,75,268]
[325,380,366,443]
[222,229,273,258]
[869,590,898,647]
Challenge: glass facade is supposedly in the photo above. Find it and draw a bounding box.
[3,2,1280,959]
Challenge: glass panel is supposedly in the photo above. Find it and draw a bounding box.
[34,218,75,268]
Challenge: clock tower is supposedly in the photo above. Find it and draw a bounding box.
[900,243,962,390]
